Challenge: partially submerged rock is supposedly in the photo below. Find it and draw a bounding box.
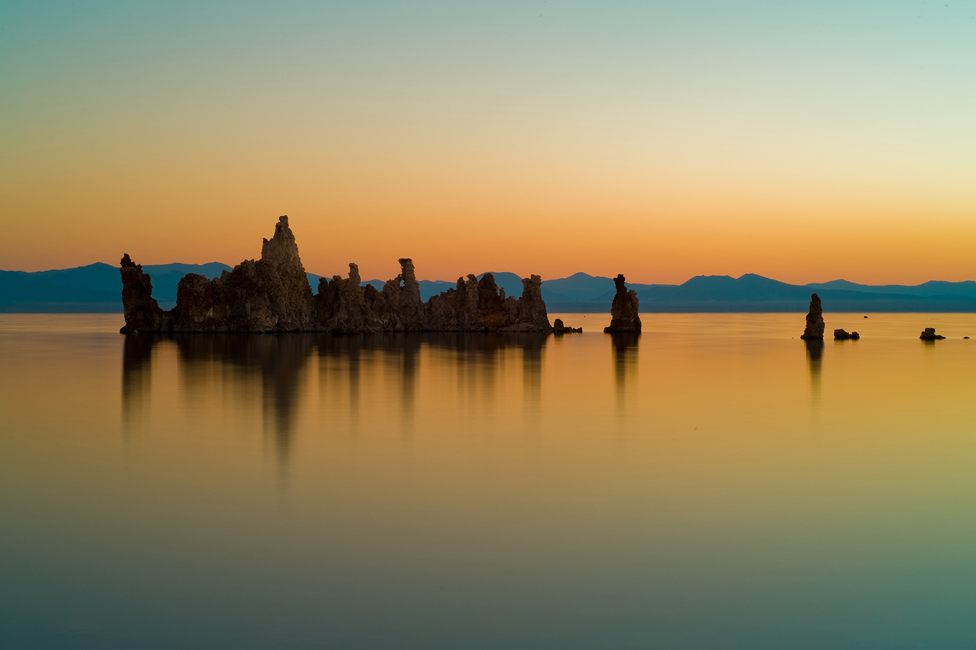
[920,328,945,341]
[603,274,642,334]
[800,293,825,340]
[553,318,582,334]
[834,329,860,340]
[120,216,553,334]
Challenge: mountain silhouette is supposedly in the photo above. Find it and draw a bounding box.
[5,264,976,313]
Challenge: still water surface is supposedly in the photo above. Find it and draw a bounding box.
[3,313,976,649]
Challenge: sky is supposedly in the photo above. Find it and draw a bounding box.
[1,1,974,285]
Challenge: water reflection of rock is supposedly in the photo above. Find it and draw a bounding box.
[805,338,824,408]
[175,335,315,466]
[316,334,423,428]
[610,333,639,408]
[120,334,314,465]
[315,333,547,419]
[122,333,550,464]
[122,335,156,431]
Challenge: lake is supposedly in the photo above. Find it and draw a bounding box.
[3,313,976,649]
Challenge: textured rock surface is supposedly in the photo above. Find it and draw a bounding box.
[801,293,825,340]
[920,328,945,341]
[833,328,860,340]
[121,216,552,334]
[603,274,642,334]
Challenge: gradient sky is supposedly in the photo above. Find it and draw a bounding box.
[1,1,974,284]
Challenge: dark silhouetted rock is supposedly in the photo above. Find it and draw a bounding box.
[121,216,552,334]
[603,274,641,334]
[834,329,860,340]
[316,263,377,333]
[120,254,169,333]
[375,258,426,331]
[511,275,553,332]
[920,328,945,340]
[800,293,825,340]
[165,215,315,332]
[423,272,551,332]
[553,318,582,334]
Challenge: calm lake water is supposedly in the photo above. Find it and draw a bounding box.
[3,313,976,649]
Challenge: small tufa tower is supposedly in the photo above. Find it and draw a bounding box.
[604,274,642,334]
[800,293,825,340]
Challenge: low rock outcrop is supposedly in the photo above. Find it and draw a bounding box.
[603,274,642,334]
[834,329,859,340]
[920,328,945,341]
[120,216,553,334]
[553,318,582,334]
[800,293,825,340]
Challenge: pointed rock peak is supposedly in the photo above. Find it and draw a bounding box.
[121,253,138,269]
[801,293,825,340]
[261,215,302,268]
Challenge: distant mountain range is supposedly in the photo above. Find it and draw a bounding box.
[4,263,976,313]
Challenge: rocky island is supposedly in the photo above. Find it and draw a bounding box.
[552,319,582,334]
[919,328,945,341]
[121,216,553,334]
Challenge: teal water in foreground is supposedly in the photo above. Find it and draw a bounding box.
[3,313,976,649]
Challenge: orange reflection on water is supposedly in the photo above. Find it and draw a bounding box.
[4,313,976,646]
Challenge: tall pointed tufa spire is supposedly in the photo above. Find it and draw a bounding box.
[800,293,825,340]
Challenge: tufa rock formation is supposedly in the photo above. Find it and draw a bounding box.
[122,216,316,333]
[120,216,552,334]
[800,293,825,340]
[920,328,945,341]
[553,318,582,334]
[120,254,167,332]
[603,274,642,334]
[833,329,860,340]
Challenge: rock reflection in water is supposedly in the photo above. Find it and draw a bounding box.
[805,338,824,407]
[609,333,639,409]
[122,333,550,463]
[121,334,155,432]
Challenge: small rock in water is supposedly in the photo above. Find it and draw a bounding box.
[553,318,582,334]
[834,329,860,340]
[920,328,946,341]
